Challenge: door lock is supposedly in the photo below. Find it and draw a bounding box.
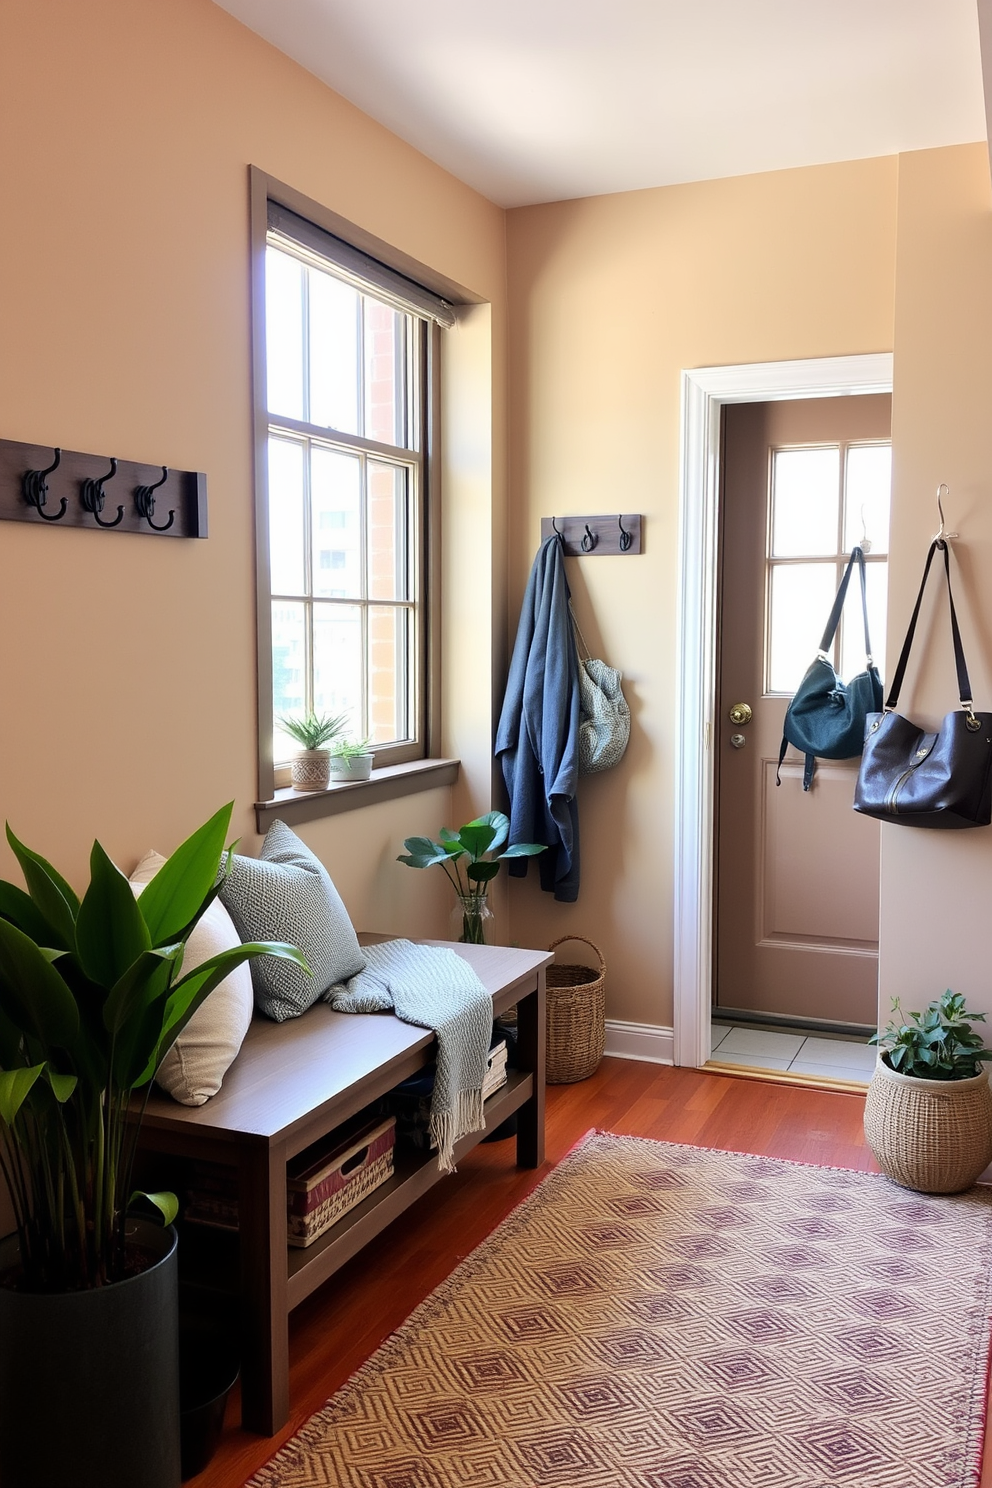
[730,733,747,750]
[728,702,753,726]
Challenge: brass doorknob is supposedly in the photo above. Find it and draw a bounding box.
[729,702,753,726]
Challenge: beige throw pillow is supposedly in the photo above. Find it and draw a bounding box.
[130,850,254,1106]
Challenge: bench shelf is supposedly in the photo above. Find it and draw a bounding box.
[138,940,550,1435]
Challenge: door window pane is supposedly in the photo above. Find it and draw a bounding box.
[771,447,840,557]
[367,462,409,601]
[313,603,363,737]
[309,269,359,434]
[844,444,892,556]
[839,561,887,683]
[368,606,412,743]
[265,249,304,421]
[267,439,305,596]
[311,448,361,599]
[271,601,307,758]
[768,563,838,693]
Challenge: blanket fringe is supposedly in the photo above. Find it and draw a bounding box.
[431,1088,486,1174]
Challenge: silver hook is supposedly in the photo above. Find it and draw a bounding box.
[859,504,872,555]
[933,483,958,545]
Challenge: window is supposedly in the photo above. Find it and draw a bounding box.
[765,441,891,694]
[256,197,453,791]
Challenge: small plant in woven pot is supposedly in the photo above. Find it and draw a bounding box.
[280,711,348,792]
[864,990,992,1193]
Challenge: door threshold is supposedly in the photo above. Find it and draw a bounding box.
[705,1060,869,1094]
[714,1007,876,1040]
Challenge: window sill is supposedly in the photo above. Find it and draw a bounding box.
[255,757,459,832]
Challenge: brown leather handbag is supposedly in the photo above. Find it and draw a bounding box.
[853,539,992,829]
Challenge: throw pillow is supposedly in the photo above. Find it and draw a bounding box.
[219,819,365,1022]
[130,850,254,1107]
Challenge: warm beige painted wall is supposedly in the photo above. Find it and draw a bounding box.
[879,144,992,1019]
[0,0,507,935]
[505,158,899,1027]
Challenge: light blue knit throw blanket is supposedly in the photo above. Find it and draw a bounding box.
[326,940,492,1173]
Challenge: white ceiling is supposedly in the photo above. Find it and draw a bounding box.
[214,0,987,208]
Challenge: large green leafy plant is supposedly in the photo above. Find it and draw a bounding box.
[397,811,545,944]
[871,990,992,1081]
[0,803,307,1292]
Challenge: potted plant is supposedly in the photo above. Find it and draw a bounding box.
[397,811,545,944]
[279,710,348,791]
[0,803,307,1488]
[329,736,375,782]
[864,990,992,1194]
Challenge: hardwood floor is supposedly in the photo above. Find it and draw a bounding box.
[190,1058,990,1487]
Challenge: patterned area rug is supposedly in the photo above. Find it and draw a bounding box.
[249,1133,992,1488]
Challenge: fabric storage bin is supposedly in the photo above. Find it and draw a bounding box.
[287,1117,396,1248]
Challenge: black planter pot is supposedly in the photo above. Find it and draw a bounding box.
[0,1220,181,1488]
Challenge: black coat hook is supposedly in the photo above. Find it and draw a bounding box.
[581,523,598,552]
[80,458,124,528]
[22,448,67,521]
[618,514,632,552]
[551,515,564,541]
[134,467,174,531]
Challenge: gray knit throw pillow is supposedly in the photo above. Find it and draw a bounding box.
[220,820,366,1021]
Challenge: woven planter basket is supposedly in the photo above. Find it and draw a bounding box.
[545,936,606,1085]
[863,1057,992,1194]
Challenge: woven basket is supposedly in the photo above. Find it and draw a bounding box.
[863,1057,992,1193]
[545,935,606,1085]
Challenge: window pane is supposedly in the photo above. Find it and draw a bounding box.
[265,248,304,420]
[840,560,887,684]
[309,268,359,435]
[768,563,838,693]
[844,444,892,556]
[367,462,410,601]
[364,299,406,447]
[313,603,363,739]
[311,447,361,599]
[771,447,840,557]
[272,601,306,761]
[368,606,412,744]
[268,438,306,596]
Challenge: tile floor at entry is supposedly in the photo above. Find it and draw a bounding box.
[710,1024,877,1084]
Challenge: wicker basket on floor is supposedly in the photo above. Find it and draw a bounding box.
[545,936,606,1084]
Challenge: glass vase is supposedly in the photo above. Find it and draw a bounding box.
[450,892,494,945]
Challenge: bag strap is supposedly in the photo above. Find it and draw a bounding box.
[885,539,977,719]
[817,545,873,664]
[569,602,591,662]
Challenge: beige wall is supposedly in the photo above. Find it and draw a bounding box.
[0,0,507,935]
[880,144,992,1020]
[505,159,899,1026]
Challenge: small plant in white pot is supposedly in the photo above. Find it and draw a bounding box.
[864,990,992,1193]
[279,711,347,791]
[329,737,375,782]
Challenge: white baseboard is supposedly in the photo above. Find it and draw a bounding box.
[604,1019,675,1066]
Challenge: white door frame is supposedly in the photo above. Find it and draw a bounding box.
[673,353,894,1068]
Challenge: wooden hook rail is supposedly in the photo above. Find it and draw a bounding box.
[540,513,642,556]
[0,437,207,538]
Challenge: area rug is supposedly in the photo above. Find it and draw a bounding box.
[248,1133,992,1488]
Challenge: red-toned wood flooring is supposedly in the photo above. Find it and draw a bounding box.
[190,1059,991,1487]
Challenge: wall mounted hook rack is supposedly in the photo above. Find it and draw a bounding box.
[540,512,642,556]
[0,437,207,537]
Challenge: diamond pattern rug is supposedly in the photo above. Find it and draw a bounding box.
[248,1133,992,1488]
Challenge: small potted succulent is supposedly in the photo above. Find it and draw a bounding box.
[864,990,992,1193]
[398,811,545,944]
[329,736,375,783]
[279,710,348,791]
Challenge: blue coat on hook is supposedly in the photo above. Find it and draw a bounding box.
[496,534,581,902]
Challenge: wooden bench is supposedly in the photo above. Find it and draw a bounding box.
[137,940,551,1435]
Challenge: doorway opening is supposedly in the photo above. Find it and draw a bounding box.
[673,354,894,1079]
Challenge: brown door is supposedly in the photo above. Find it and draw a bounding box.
[715,395,891,1027]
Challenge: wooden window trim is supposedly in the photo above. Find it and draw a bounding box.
[249,169,461,816]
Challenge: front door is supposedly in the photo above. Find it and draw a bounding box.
[715,395,891,1027]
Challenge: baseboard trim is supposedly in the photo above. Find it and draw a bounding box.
[604,1020,675,1065]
